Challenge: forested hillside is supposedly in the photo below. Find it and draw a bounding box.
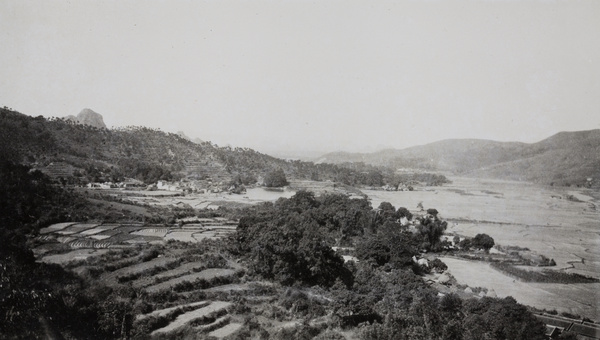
[0,107,448,188]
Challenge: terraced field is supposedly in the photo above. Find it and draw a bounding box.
[33,215,352,338]
[39,222,76,234]
[80,247,256,338]
[151,261,208,281]
[100,256,181,285]
[208,321,243,338]
[34,218,251,338]
[136,301,211,321]
[36,218,238,256]
[40,249,111,265]
[35,231,263,338]
[151,301,233,335]
[132,261,210,288]
[145,268,237,294]
[55,223,99,235]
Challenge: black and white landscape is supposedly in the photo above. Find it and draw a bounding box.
[1,1,599,339]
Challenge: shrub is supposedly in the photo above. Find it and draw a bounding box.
[264,169,288,188]
[430,258,448,272]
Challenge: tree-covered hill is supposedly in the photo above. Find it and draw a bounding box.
[0,107,448,187]
[0,107,283,184]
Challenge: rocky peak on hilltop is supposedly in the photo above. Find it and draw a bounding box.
[177,131,204,144]
[66,108,107,129]
[77,108,106,128]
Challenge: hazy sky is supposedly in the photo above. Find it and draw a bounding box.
[1,0,599,156]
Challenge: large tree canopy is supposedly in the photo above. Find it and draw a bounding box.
[234,191,367,286]
[264,168,289,187]
[472,233,495,253]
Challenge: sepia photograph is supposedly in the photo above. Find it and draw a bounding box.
[1,1,599,339]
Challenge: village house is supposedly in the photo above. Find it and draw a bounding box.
[119,178,145,188]
[86,182,113,189]
[156,180,182,192]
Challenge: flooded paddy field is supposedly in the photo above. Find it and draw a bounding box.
[36,216,239,259]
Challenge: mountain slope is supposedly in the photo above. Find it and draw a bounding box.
[469,130,600,185]
[0,108,293,184]
[319,130,600,186]
[0,108,417,187]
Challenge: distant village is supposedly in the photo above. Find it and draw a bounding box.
[84,177,421,196]
[85,178,244,195]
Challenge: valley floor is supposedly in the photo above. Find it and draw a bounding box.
[365,176,599,321]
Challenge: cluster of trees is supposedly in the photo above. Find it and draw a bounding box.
[233,191,372,286]
[333,264,546,340]
[233,192,498,285]
[415,209,450,252]
[318,161,451,188]
[458,233,496,253]
[0,160,82,232]
[263,168,289,188]
[491,262,598,284]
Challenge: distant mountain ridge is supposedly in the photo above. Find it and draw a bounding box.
[318,130,600,186]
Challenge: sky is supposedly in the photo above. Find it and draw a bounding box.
[1,0,599,157]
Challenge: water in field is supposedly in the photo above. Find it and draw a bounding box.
[364,176,600,320]
[441,256,600,320]
[243,187,296,201]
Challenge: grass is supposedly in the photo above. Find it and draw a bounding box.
[164,231,198,242]
[136,301,211,321]
[131,227,170,237]
[152,262,210,281]
[490,262,599,284]
[145,269,237,294]
[40,249,110,265]
[132,261,212,288]
[151,301,232,335]
[102,256,180,284]
[207,321,242,338]
[39,222,76,234]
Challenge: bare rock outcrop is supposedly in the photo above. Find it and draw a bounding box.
[66,108,107,128]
